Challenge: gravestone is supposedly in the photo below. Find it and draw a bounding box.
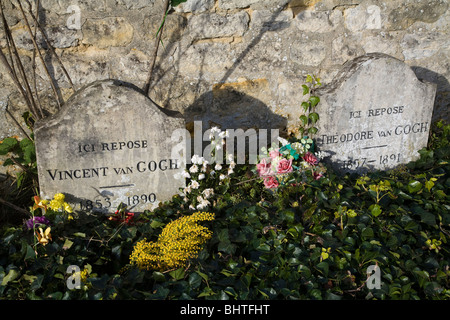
[315,53,436,174]
[34,80,186,213]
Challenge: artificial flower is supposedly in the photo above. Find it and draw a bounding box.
[202,188,214,199]
[276,158,293,174]
[64,202,73,213]
[190,180,200,189]
[256,158,272,177]
[303,152,319,166]
[269,149,281,159]
[36,227,52,246]
[313,171,324,180]
[191,154,204,165]
[32,196,48,212]
[25,216,50,230]
[263,176,279,189]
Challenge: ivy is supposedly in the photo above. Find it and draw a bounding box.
[0,119,449,300]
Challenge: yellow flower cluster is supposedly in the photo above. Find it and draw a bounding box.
[48,193,73,213]
[80,268,89,283]
[130,212,215,271]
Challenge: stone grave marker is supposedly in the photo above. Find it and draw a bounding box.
[315,53,436,174]
[34,80,186,213]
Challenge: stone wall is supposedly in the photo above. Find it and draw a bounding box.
[0,0,449,141]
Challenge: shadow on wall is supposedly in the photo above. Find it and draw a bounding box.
[183,88,288,162]
[411,66,450,123]
[184,87,288,136]
[152,1,293,123]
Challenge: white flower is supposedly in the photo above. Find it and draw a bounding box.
[215,164,222,170]
[189,205,196,210]
[198,173,205,180]
[229,161,236,169]
[227,153,234,162]
[190,180,200,189]
[202,188,214,199]
[189,164,199,173]
[184,185,192,194]
[277,137,289,146]
[201,164,208,173]
[181,170,191,178]
[219,174,226,180]
[209,127,221,139]
[210,170,216,176]
[196,196,210,210]
[191,154,206,165]
[228,168,234,175]
[219,131,229,139]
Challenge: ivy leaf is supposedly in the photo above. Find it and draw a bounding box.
[370,204,382,217]
[408,180,423,193]
[169,268,185,280]
[309,112,320,124]
[302,84,309,95]
[301,101,310,112]
[19,138,36,165]
[308,127,318,135]
[0,137,18,155]
[300,115,308,126]
[1,268,19,286]
[309,96,320,108]
[188,272,202,288]
[425,178,437,192]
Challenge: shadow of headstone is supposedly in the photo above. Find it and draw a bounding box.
[411,66,450,123]
[183,84,288,164]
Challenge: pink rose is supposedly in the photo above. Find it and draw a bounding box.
[264,176,279,189]
[303,152,319,166]
[269,149,281,159]
[256,158,272,177]
[276,158,293,174]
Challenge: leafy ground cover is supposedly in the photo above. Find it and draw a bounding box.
[0,121,449,300]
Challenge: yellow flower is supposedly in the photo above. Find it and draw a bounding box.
[63,202,73,213]
[49,199,63,211]
[53,193,66,202]
[48,193,73,214]
[130,212,215,271]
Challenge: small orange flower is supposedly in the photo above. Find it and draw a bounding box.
[32,196,48,213]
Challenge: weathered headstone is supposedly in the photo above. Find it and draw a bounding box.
[315,53,436,173]
[35,80,186,213]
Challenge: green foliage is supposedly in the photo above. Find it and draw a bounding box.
[0,113,38,224]
[0,132,37,191]
[0,121,449,300]
[171,0,188,6]
[298,75,322,138]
